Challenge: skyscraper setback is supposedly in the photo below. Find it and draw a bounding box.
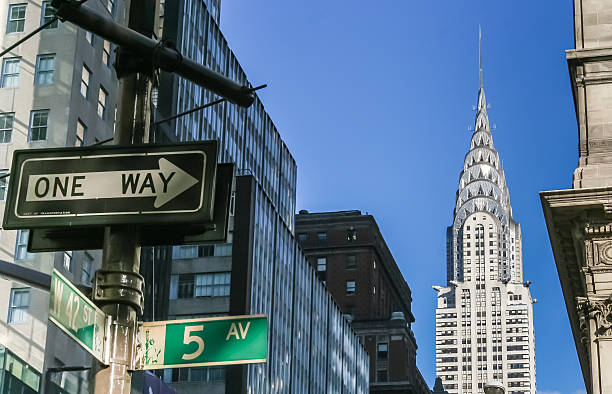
[434,37,536,393]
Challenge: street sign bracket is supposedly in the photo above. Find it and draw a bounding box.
[93,270,144,315]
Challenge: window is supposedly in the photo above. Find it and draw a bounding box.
[0,113,14,143]
[76,119,86,146]
[35,54,55,85]
[195,272,230,297]
[7,4,26,33]
[0,170,8,200]
[8,289,29,323]
[346,280,356,295]
[1,58,20,88]
[171,245,215,259]
[80,64,91,98]
[317,232,327,241]
[63,251,73,272]
[106,0,115,14]
[98,86,108,118]
[85,31,94,45]
[346,255,356,269]
[41,1,58,28]
[316,257,326,272]
[15,230,32,260]
[29,110,49,141]
[346,228,357,241]
[177,274,194,298]
[297,233,307,242]
[81,253,93,284]
[376,369,388,382]
[103,40,111,66]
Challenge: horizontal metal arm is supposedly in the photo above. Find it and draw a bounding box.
[51,0,254,107]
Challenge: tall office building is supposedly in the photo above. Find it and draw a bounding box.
[295,210,431,394]
[0,0,122,392]
[433,42,536,394]
[150,1,369,393]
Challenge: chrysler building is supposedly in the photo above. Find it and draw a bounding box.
[433,32,536,394]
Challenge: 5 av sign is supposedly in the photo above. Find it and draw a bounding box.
[140,315,268,369]
[3,142,217,229]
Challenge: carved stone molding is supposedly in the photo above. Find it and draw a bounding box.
[585,222,612,235]
[576,296,612,338]
[588,240,612,266]
[592,296,612,337]
[576,297,592,347]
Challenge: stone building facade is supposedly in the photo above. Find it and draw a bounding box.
[0,0,121,391]
[540,1,612,393]
[434,47,536,393]
[295,210,430,394]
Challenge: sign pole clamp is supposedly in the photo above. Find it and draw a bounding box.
[93,270,144,316]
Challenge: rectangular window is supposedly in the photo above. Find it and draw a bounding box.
[76,119,86,146]
[15,230,32,260]
[81,253,93,284]
[103,40,111,66]
[346,255,356,269]
[317,232,327,241]
[80,64,90,98]
[29,110,49,141]
[63,251,73,272]
[297,233,307,242]
[35,54,55,85]
[98,86,108,118]
[316,257,326,272]
[195,272,230,297]
[85,31,94,45]
[376,369,388,383]
[41,1,58,28]
[8,289,29,323]
[7,4,26,33]
[0,113,14,143]
[346,280,356,295]
[177,274,195,298]
[0,170,8,200]
[1,58,20,88]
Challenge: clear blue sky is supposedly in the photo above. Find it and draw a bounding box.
[221,1,580,392]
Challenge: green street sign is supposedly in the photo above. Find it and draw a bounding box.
[139,315,267,369]
[49,269,107,363]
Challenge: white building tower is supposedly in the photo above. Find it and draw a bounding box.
[434,31,536,394]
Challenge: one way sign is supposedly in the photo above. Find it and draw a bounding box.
[3,142,218,229]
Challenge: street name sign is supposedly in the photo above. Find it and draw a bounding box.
[139,315,267,370]
[49,269,107,363]
[3,142,217,229]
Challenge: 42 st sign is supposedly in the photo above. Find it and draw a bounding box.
[3,142,217,229]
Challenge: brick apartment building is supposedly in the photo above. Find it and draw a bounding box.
[295,210,430,394]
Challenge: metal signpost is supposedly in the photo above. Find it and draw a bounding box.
[49,269,107,364]
[139,315,268,370]
[2,142,218,230]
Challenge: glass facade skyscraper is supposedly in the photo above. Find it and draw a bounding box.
[154,1,369,393]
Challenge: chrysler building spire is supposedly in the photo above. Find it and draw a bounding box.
[434,29,536,394]
[479,25,483,90]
